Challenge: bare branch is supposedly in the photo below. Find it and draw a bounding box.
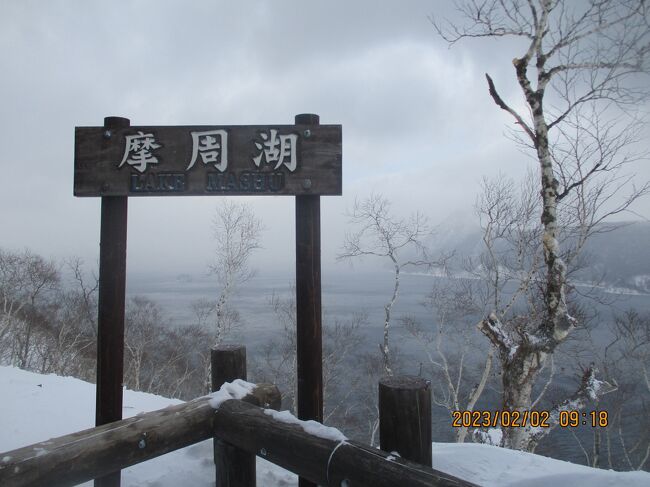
[486,73,536,141]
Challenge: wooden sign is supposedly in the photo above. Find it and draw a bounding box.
[74,124,342,196]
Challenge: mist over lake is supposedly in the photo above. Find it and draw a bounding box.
[126,268,650,353]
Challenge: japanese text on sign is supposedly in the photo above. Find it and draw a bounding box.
[117,129,299,174]
[186,129,228,171]
[118,131,162,173]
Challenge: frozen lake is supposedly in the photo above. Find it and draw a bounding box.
[126,268,650,466]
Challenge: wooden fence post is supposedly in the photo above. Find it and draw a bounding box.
[378,375,432,466]
[211,344,255,487]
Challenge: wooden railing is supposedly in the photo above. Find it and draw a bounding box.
[0,346,480,487]
[0,386,277,487]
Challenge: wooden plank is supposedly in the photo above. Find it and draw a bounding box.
[0,386,280,487]
[74,124,342,197]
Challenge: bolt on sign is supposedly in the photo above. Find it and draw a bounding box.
[74,125,342,196]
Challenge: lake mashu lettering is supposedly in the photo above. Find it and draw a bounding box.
[130,173,186,193]
[206,171,284,193]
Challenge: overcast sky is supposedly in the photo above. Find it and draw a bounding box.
[1,0,648,277]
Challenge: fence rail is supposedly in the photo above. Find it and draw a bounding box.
[213,398,478,487]
[0,390,477,487]
[0,384,279,487]
[0,345,480,487]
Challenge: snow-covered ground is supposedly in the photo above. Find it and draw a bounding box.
[1,366,648,487]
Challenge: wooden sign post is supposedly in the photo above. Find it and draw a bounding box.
[74,115,341,487]
[294,114,323,487]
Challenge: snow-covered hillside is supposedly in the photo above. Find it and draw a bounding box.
[1,366,648,487]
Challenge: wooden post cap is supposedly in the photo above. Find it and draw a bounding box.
[379,375,431,390]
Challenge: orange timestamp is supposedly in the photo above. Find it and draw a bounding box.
[452,410,550,428]
[558,410,609,427]
[451,410,609,428]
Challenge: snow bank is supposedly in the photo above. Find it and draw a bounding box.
[432,442,649,487]
[1,366,648,487]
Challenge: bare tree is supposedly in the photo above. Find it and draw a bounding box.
[433,0,649,450]
[45,300,95,379]
[189,298,216,329]
[253,288,365,429]
[0,249,59,368]
[147,323,211,399]
[256,290,298,413]
[404,278,497,443]
[594,309,650,470]
[124,296,165,392]
[42,258,99,380]
[338,193,444,375]
[64,257,98,338]
[209,200,263,345]
[0,247,207,400]
[355,351,387,446]
[405,174,547,443]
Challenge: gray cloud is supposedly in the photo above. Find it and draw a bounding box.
[1,0,647,277]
